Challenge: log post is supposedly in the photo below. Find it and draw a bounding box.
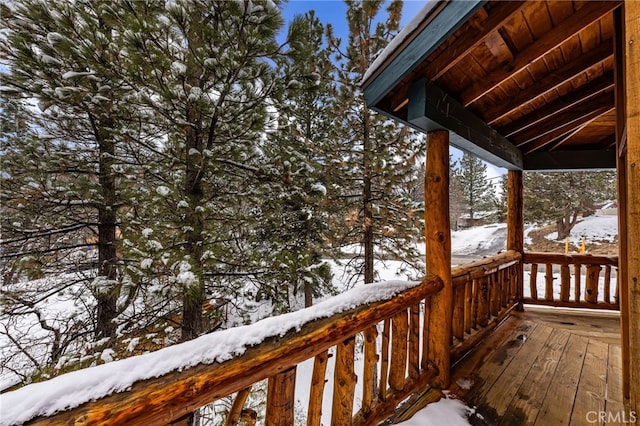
[625,1,640,411]
[507,170,524,310]
[616,4,631,401]
[425,130,452,388]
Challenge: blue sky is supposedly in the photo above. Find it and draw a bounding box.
[279,0,427,43]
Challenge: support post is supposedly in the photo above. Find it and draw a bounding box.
[624,0,640,412]
[507,170,524,311]
[615,5,631,401]
[425,130,452,388]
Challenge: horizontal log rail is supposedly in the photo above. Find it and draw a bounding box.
[450,250,522,360]
[523,252,619,310]
[3,275,444,426]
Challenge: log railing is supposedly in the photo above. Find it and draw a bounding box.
[523,252,619,310]
[449,250,522,361]
[2,275,444,426]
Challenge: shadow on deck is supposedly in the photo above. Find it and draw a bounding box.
[449,306,628,426]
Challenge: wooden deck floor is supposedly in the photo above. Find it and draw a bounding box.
[449,307,628,425]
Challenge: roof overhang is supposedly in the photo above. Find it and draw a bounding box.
[363,0,622,171]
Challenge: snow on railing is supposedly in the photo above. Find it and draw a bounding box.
[0,276,443,426]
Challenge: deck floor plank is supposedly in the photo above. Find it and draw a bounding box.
[570,339,609,425]
[499,329,571,425]
[480,324,553,421]
[448,307,623,425]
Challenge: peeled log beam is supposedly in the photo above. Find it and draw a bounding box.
[22,275,443,426]
[307,351,329,426]
[389,310,409,391]
[331,337,356,425]
[266,367,296,426]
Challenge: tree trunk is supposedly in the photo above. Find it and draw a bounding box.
[95,122,119,340]
[363,107,374,285]
[556,212,578,240]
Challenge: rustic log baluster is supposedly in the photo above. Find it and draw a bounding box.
[530,263,538,300]
[331,337,356,425]
[545,263,554,301]
[585,264,602,303]
[380,319,390,400]
[574,263,582,302]
[560,264,571,302]
[409,304,421,379]
[362,327,378,414]
[307,351,329,426]
[226,387,252,426]
[266,367,296,426]
[389,310,408,391]
[604,265,612,304]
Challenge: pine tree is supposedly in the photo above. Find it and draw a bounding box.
[1,0,141,340]
[251,11,338,312]
[524,171,616,239]
[328,0,425,284]
[453,152,495,222]
[116,0,285,340]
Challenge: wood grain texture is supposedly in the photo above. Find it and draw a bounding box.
[624,0,640,412]
[425,130,452,388]
[266,367,296,426]
[331,337,356,425]
[307,351,328,426]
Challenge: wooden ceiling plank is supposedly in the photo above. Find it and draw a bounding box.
[484,41,613,125]
[548,122,592,151]
[427,1,528,81]
[459,1,621,107]
[521,104,614,154]
[513,92,614,146]
[498,71,614,138]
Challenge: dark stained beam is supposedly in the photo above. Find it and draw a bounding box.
[363,1,486,107]
[521,102,615,154]
[426,1,528,81]
[460,1,621,107]
[512,92,615,147]
[524,150,616,170]
[498,72,614,138]
[485,41,613,125]
[408,78,523,170]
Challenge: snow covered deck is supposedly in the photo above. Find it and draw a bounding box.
[449,306,628,425]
